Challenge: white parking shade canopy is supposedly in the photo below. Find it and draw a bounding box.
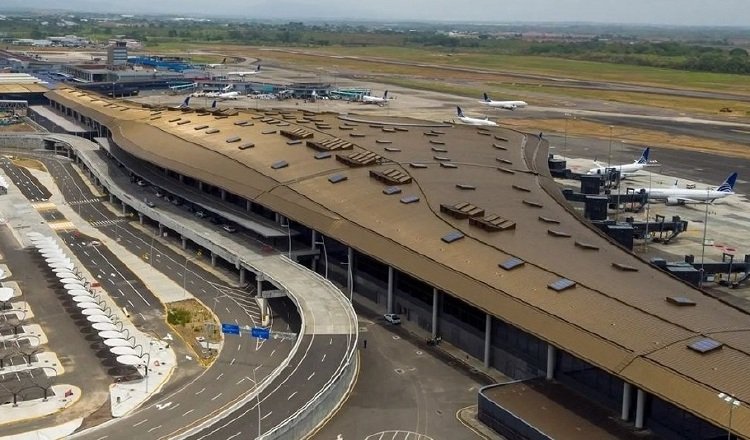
[50,262,75,271]
[26,232,44,238]
[0,269,6,280]
[110,346,138,356]
[99,330,127,340]
[45,255,70,262]
[104,338,132,348]
[60,278,84,285]
[0,287,14,302]
[64,283,86,291]
[78,302,104,311]
[66,288,90,297]
[116,354,145,366]
[81,308,108,316]
[52,267,76,274]
[86,314,112,324]
[39,248,63,255]
[92,322,120,332]
[56,271,78,280]
[72,295,99,304]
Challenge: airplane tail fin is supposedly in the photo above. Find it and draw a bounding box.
[483,92,490,102]
[456,106,465,117]
[181,97,190,108]
[383,90,388,100]
[257,64,261,71]
[637,147,650,164]
[717,172,738,193]
[221,57,226,64]
[211,100,217,109]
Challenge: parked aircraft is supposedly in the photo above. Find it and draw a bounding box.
[226,65,261,77]
[588,147,655,178]
[642,172,737,205]
[478,93,528,110]
[362,90,389,105]
[206,57,227,68]
[172,97,191,110]
[454,106,498,126]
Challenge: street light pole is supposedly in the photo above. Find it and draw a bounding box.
[699,188,710,288]
[253,365,262,439]
[607,125,614,167]
[718,392,741,440]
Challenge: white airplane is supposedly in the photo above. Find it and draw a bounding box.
[478,93,528,111]
[226,65,261,77]
[455,106,497,126]
[191,90,206,98]
[218,91,240,100]
[642,172,737,205]
[206,57,227,68]
[362,90,389,105]
[588,147,654,178]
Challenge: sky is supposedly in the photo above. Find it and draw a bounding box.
[2,0,750,27]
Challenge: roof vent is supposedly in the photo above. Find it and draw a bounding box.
[307,138,353,151]
[495,135,508,141]
[205,128,220,134]
[440,163,458,169]
[498,158,513,165]
[394,127,409,132]
[612,262,639,272]
[384,147,401,152]
[271,160,289,170]
[370,169,412,185]
[383,186,402,195]
[548,278,576,292]
[523,200,543,208]
[666,296,697,306]
[262,129,277,135]
[432,147,448,153]
[238,143,255,150]
[336,151,383,167]
[339,126,355,131]
[687,338,723,354]
[477,131,492,136]
[176,120,191,125]
[343,121,358,126]
[376,139,393,144]
[234,120,251,126]
[574,241,600,251]
[512,184,530,192]
[369,124,384,128]
[456,184,476,190]
[287,140,302,145]
[280,128,314,140]
[538,216,560,224]
[424,132,439,137]
[493,144,508,151]
[434,156,451,162]
[499,257,525,271]
[328,174,348,184]
[314,152,332,160]
[150,116,161,120]
[470,214,516,232]
[441,230,465,244]
[226,136,241,143]
[350,133,366,138]
[498,167,515,174]
[382,127,396,133]
[400,195,420,204]
[409,163,428,169]
[440,202,484,219]
[429,140,446,145]
[547,229,571,238]
[194,125,209,130]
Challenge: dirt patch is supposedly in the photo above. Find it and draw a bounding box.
[11,157,48,172]
[504,118,750,159]
[0,122,38,132]
[166,299,221,367]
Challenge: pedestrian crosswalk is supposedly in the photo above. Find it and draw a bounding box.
[68,198,102,206]
[31,202,56,211]
[48,220,76,231]
[90,218,128,228]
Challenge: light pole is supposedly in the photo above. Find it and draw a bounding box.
[699,188,710,288]
[183,254,198,299]
[563,113,571,157]
[607,125,614,167]
[718,392,741,439]
[253,365,262,439]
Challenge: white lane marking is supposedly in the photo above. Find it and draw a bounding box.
[168,403,180,411]
[195,387,205,395]
[270,349,276,357]
[95,436,108,440]
[132,419,148,427]
[230,358,236,366]
[128,300,134,308]
[147,425,161,433]
[307,372,315,381]
[260,411,272,421]
[216,373,224,381]
[182,409,194,417]
[236,377,246,385]
[287,391,297,400]
[237,344,241,352]
[321,354,326,362]
[211,392,223,401]
[226,433,242,440]
[117,288,125,297]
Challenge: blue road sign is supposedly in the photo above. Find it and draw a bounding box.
[251,326,270,340]
[221,323,241,335]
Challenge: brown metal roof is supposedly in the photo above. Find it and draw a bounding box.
[46,88,750,436]
[0,83,49,94]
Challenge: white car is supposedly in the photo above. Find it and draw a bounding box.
[384,313,401,325]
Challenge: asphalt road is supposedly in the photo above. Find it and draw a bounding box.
[0,151,298,439]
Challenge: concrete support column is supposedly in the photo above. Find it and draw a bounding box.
[198,181,203,191]
[220,189,226,201]
[258,298,269,326]
[239,267,246,285]
[179,174,184,183]
[635,389,646,429]
[109,194,114,204]
[347,246,354,300]
[138,213,144,225]
[181,236,187,250]
[67,149,72,159]
[158,223,164,235]
[121,202,126,215]
[274,213,280,224]
[546,344,556,380]
[387,266,394,314]
[431,288,439,339]
[621,382,632,421]
[246,199,251,212]
[210,252,217,267]
[483,314,492,368]
[311,230,317,250]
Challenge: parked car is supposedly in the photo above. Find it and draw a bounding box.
[144,198,155,208]
[195,210,207,218]
[154,190,164,198]
[136,180,148,187]
[171,198,182,206]
[222,224,237,233]
[384,313,401,325]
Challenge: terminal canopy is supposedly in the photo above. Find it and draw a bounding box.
[0,287,13,302]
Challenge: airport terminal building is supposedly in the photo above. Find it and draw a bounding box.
[40,87,750,439]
